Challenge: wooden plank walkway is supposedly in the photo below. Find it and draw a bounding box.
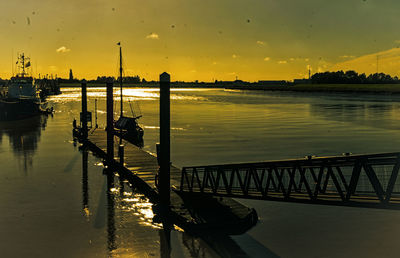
[87,129,181,188]
[80,128,257,235]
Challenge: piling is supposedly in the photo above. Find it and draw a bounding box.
[81,80,88,139]
[159,72,171,206]
[106,81,114,158]
[95,99,98,128]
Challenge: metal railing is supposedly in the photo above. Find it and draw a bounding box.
[180,152,400,208]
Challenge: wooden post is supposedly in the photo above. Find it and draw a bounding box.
[159,72,170,206]
[106,81,114,159]
[81,80,88,139]
[95,99,98,128]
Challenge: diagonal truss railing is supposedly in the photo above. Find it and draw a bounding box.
[179,152,400,209]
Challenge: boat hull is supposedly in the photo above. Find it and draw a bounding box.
[0,98,40,121]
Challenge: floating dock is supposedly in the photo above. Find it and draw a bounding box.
[76,127,257,235]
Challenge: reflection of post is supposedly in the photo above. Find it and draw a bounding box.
[159,223,171,258]
[82,147,89,211]
[81,80,88,140]
[106,170,116,252]
[106,82,114,158]
[118,144,125,196]
[159,72,170,206]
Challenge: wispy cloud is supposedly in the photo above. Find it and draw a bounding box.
[332,47,400,75]
[278,60,287,64]
[305,58,310,62]
[232,54,237,59]
[339,55,355,58]
[146,33,159,39]
[49,65,57,71]
[289,58,295,61]
[56,46,70,53]
[263,57,270,61]
[256,40,265,46]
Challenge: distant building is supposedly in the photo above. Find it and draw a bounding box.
[293,79,311,84]
[69,69,73,81]
[257,80,287,86]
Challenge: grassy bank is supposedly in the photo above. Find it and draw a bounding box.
[228,84,400,94]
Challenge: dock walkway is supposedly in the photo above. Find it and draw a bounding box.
[80,128,257,235]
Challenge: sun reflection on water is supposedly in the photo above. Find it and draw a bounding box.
[116,189,162,229]
[52,87,207,103]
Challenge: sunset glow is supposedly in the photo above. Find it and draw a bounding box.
[1,0,400,81]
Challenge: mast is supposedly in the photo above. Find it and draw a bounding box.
[119,43,123,118]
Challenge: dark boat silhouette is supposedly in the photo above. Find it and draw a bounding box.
[0,53,42,121]
[114,42,144,147]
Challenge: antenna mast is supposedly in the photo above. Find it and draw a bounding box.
[119,43,123,118]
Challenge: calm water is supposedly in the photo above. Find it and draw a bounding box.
[2,87,400,257]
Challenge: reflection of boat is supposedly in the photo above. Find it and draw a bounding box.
[0,115,48,171]
[114,43,144,147]
[0,53,41,121]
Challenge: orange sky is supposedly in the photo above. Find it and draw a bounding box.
[1,0,400,81]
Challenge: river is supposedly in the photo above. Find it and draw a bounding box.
[1,87,400,257]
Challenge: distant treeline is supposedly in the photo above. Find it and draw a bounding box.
[311,71,400,84]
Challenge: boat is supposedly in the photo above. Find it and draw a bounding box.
[0,53,41,121]
[113,42,144,147]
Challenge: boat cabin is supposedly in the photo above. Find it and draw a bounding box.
[115,116,141,131]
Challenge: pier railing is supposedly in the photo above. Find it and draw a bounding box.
[180,152,400,208]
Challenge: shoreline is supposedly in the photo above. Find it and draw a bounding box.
[59,83,400,94]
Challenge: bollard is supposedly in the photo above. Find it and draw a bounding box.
[81,80,88,139]
[159,72,171,206]
[106,81,114,159]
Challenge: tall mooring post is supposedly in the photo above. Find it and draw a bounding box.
[106,81,114,159]
[81,80,88,140]
[159,72,171,206]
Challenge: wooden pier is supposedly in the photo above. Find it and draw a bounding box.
[79,128,257,235]
[74,74,257,235]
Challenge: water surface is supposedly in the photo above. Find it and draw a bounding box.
[2,87,400,257]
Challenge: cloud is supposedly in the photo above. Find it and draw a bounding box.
[49,65,57,71]
[232,54,237,59]
[263,57,270,61]
[289,58,295,61]
[395,40,400,44]
[332,47,400,75]
[146,33,159,39]
[212,61,217,65]
[190,70,197,73]
[339,55,355,58]
[256,40,265,46]
[305,58,310,62]
[278,60,287,64]
[56,46,71,53]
